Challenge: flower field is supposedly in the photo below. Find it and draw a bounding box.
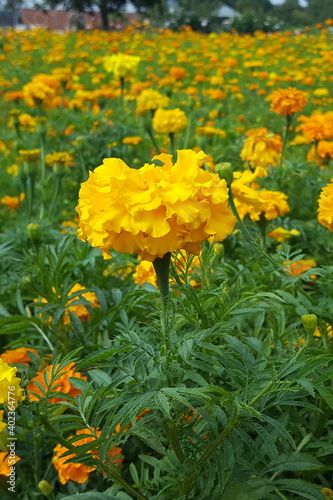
[1,23,333,500]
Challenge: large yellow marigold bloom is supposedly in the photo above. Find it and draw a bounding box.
[53,428,122,485]
[318,182,333,231]
[77,150,236,261]
[267,87,308,116]
[152,108,188,134]
[27,362,87,404]
[136,89,170,116]
[0,359,24,407]
[22,81,56,109]
[103,53,140,79]
[240,129,282,168]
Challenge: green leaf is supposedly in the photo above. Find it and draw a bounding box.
[221,479,275,500]
[317,386,333,410]
[61,493,119,500]
[263,453,323,473]
[154,392,171,418]
[275,479,325,500]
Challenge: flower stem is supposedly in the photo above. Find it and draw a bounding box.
[145,125,160,154]
[49,175,62,218]
[153,252,171,301]
[279,115,292,168]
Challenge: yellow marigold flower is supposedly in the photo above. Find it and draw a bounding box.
[6,164,19,176]
[1,347,38,366]
[267,87,308,116]
[313,88,329,97]
[45,151,75,167]
[267,227,300,242]
[77,150,236,261]
[53,428,123,485]
[0,359,24,407]
[0,410,6,433]
[196,126,226,138]
[0,193,25,210]
[103,53,140,79]
[0,452,20,475]
[322,488,333,499]
[133,261,158,287]
[152,108,188,134]
[241,130,282,168]
[122,136,142,145]
[18,149,41,162]
[318,181,333,231]
[314,324,333,340]
[232,169,289,222]
[136,89,170,115]
[22,81,57,109]
[26,362,87,404]
[296,111,333,142]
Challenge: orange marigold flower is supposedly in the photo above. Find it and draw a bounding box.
[296,111,333,142]
[63,283,100,325]
[318,181,333,232]
[0,453,20,475]
[267,87,308,116]
[307,141,333,166]
[1,347,38,365]
[0,193,25,210]
[284,259,317,277]
[26,362,87,403]
[53,428,123,485]
[76,150,236,261]
[170,66,186,79]
[152,108,188,134]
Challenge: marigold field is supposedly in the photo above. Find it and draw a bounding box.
[1,23,333,500]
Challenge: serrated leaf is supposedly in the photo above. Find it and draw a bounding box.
[61,492,119,500]
[317,386,333,410]
[221,479,275,500]
[275,479,325,500]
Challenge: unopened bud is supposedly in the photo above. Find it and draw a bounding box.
[27,223,41,240]
[301,314,317,343]
[38,480,53,498]
[215,162,233,187]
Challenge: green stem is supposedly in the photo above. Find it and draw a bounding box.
[197,405,238,466]
[145,126,160,154]
[248,380,274,407]
[279,115,292,168]
[40,133,46,183]
[49,175,62,218]
[166,421,186,463]
[153,252,171,301]
[100,463,149,500]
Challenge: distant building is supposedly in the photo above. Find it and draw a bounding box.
[0,10,22,28]
[21,9,103,31]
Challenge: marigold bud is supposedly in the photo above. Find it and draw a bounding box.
[37,480,53,498]
[215,163,233,187]
[302,314,318,343]
[27,223,41,240]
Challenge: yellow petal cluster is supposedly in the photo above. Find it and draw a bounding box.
[267,227,300,242]
[318,181,333,231]
[76,150,236,261]
[152,108,188,134]
[103,53,140,79]
[45,151,75,167]
[136,89,169,116]
[267,87,308,116]
[0,359,24,407]
[232,168,290,222]
[240,129,282,168]
[296,111,333,142]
